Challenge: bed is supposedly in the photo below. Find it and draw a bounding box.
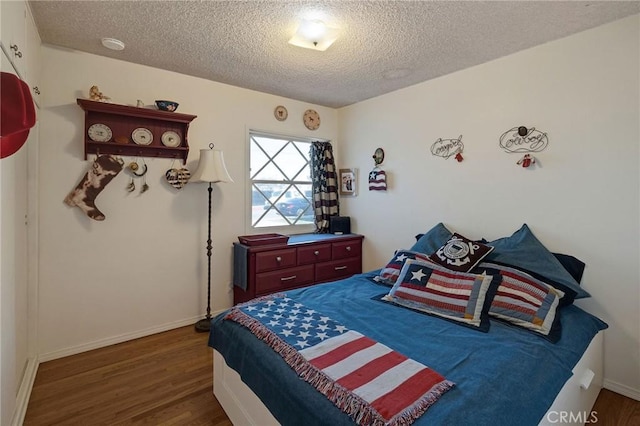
[209,224,607,425]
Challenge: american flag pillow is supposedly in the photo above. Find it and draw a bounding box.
[477,262,565,342]
[383,259,499,332]
[373,250,435,286]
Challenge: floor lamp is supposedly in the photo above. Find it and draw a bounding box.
[192,143,233,333]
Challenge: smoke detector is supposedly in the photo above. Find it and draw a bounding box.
[101,38,125,51]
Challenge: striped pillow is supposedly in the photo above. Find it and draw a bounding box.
[383,259,499,332]
[477,262,565,342]
[373,250,434,286]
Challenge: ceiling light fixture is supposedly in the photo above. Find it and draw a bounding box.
[288,20,339,51]
[101,37,125,51]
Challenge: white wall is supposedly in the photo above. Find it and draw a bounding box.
[37,45,338,359]
[1,49,33,425]
[337,15,640,398]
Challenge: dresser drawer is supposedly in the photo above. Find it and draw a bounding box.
[298,243,331,265]
[255,248,296,273]
[234,233,364,304]
[332,239,361,260]
[315,257,362,283]
[255,265,315,295]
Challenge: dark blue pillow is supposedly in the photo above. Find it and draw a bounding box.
[415,225,588,299]
[553,253,586,283]
[485,224,590,303]
[410,222,452,255]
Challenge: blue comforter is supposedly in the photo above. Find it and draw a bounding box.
[209,271,607,426]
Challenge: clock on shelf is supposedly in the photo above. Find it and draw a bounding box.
[77,99,197,164]
[303,109,320,130]
[87,123,112,142]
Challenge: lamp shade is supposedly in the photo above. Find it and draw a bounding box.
[192,147,233,183]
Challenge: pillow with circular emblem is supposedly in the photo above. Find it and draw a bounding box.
[428,233,494,272]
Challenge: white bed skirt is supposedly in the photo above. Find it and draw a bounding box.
[213,331,604,426]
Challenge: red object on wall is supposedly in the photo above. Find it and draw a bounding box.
[0,72,36,159]
[517,154,536,168]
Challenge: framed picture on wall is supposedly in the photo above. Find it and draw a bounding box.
[339,168,357,196]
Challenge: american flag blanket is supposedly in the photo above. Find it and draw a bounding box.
[225,295,454,426]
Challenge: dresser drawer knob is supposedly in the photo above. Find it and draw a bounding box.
[314,250,319,256]
[334,265,347,271]
[346,246,351,251]
[280,275,297,281]
[276,256,282,262]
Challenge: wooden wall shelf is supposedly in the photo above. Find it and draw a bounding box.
[77,99,197,164]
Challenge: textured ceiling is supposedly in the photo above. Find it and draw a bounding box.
[30,1,639,108]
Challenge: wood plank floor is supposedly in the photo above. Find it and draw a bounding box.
[24,326,231,426]
[25,325,640,425]
[592,388,640,426]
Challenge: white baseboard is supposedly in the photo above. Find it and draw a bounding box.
[603,379,640,401]
[11,356,39,426]
[38,311,225,362]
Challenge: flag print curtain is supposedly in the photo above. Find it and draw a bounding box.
[310,141,339,233]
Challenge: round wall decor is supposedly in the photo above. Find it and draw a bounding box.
[303,109,320,130]
[132,128,153,145]
[161,131,181,147]
[274,105,288,121]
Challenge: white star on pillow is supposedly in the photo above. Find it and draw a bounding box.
[411,268,427,282]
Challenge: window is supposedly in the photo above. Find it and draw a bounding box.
[249,131,321,231]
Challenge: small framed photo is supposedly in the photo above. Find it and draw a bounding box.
[339,168,357,196]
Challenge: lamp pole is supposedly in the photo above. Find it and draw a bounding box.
[195,182,213,332]
[192,143,232,333]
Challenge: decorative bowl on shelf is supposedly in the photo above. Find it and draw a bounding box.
[155,100,179,112]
